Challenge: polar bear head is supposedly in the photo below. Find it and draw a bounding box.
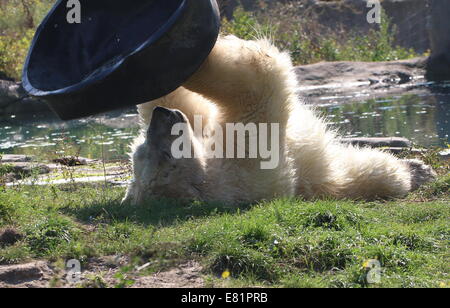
[122,107,206,205]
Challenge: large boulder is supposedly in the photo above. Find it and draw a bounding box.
[426,0,450,81]
[0,79,23,108]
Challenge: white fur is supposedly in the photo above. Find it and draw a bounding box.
[122,36,434,205]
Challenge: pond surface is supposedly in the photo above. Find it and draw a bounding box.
[0,84,449,161]
[0,110,140,161]
[316,84,450,148]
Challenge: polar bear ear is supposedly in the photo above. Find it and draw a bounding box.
[147,106,187,144]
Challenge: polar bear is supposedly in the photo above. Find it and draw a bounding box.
[122,35,436,205]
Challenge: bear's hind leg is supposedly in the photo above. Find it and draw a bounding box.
[333,146,414,199]
[138,86,220,130]
[183,35,297,125]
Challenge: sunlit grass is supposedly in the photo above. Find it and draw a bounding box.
[0,172,448,288]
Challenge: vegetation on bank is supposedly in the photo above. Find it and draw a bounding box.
[0,153,448,288]
[0,1,420,81]
[0,0,53,80]
[222,6,419,66]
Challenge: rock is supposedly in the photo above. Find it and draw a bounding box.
[52,156,92,167]
[341,137,413,148]
[0,155,34,163]
[439,149,450,160]
[0,261,52,286]
[404,159,438,191]
[296,59,425,86]
[426,0,450,81]
[0,228,24,248]
[6,163,51,179]
[0,79,51,116]
[107,180,130,187]
[379,148,450,160]
[382,147,427,155]
[0,80,23,106]
[295,59,427,103]
[338,144,449,160]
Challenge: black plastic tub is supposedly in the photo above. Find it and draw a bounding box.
[22,0,220,120]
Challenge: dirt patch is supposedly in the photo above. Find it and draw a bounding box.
[130,261,204,288]
[75,258,205,288]
[0,258,204,288]
[0,261,53,288]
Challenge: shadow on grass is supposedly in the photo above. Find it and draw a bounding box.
[61,197,253,228]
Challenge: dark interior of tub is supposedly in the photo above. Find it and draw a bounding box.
[26,0,185,92]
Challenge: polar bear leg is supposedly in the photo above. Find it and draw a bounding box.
[137,86,219,129]
[183,35,296,124]
[332,146,415,199]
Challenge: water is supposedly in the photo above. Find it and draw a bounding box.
[0,86,449,160]
[0,110,140,161]
[317,88,450,147]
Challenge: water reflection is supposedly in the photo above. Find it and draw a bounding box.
[318,87,450,147]
[431,86,450,144]
[0,110,140,161]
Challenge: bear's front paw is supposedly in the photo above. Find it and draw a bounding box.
[403,159,437,191]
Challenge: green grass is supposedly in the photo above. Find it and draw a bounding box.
[0,172,448,288]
